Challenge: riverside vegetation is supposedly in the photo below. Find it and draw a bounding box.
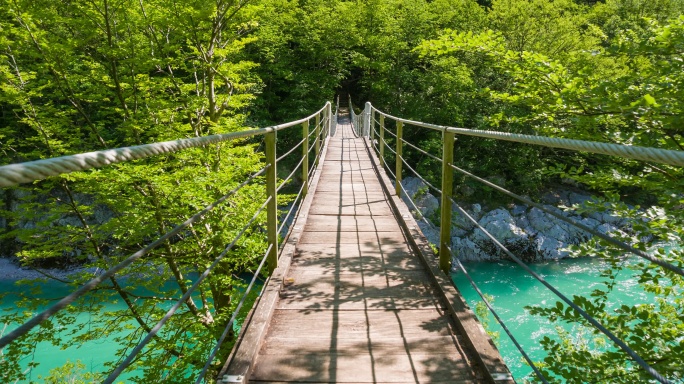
[1,0,683,382]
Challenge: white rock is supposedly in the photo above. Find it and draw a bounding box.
[417,221,440,246]
[471,209,527,244]
[451,237,490,261]
[535,235,569,259]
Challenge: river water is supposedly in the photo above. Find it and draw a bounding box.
[0,256,649,382]
[0,279,134,382]
[452,256,649,382]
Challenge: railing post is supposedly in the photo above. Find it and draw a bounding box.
[395,121,403,197]
[440,131,455,274]
[364,102,371,137]
[265,130,278,273]
[325,104,330,139]
[370,109,376,142]
[379,115,385,168]
[315,112,321,165]
[328,101,340,136]
[328,102,332,138]
[302,120,309,197]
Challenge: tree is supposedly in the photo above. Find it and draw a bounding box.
[0,0,273,381]
[417,12,684,383]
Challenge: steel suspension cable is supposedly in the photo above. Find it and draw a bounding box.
[277,116,320,165]
[0,165,269,349]
[276,136,307,163]
[448,196,672,384]
[308,140,324,172]
[278,181,307,236]
[383,127,398,139]
[371,104,684,167]
[449,248,549,384]
[195,243,273,384]
[370,132,383,159]
[446,163,684,277]
[1,102,330,188]
[0,129,270,187]
[277,154,307,193]
[400,138,443,163]
[370,138,381,157]
[103,196,273,384]
[308,123,319,139]
[399,155,441,196]
[384,157,398,181]
[394,171,438,230]
[385,143,397,156]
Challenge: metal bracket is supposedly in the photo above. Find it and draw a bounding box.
[222,375,244,383]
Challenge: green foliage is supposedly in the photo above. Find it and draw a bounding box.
[0,0,289,381]
[2,0,684,381]
[39,360,103,384]
[474,294,500,343]
[415,2,684,382]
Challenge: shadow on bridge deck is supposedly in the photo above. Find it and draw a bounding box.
[219,113,512,384]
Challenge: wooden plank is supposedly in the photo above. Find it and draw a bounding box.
[279,273,434,293]
[310,196,390,205]
[290,254,425,272]
[261,335,465,355]
[364,137,514,383]
[298,231,409,245]
[277,295,441,310]
[318,172,379,179]
[251,352,475,383]
[308,204,393,216]
[315,184,380,192]
[294,242,418,259]
[309,191,388,198]
[304,216,401,232]
[267,309,456,338]
[218,136,332,382]
[226,121,496,384]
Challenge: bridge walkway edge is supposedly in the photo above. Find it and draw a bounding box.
[218,114,512,383]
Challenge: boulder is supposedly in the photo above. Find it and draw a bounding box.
[400,177,426,200]
[417,221,440,246]
[451,237,490,261]
[535,235,570,259]
[471,209,527,244]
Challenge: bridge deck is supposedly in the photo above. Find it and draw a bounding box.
[221,113,510,383]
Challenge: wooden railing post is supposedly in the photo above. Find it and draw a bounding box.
[302,120,309,197]
[315,113,321,165]
[440,131,455,274]
[379,115,385,168]
[395,121,403,197]
[265,130,278,273]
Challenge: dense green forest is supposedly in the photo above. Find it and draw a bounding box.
[1,0,683,382]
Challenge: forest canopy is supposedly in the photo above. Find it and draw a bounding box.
[1,0,684,382]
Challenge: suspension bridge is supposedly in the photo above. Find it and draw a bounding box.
[0,96,683,383]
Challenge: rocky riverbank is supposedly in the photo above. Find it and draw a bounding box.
[399,177,630,263]
[0,257,99,280]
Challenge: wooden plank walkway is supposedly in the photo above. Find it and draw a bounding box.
[219,111,512,383]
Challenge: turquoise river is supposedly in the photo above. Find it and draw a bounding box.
[1,256,651,382]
